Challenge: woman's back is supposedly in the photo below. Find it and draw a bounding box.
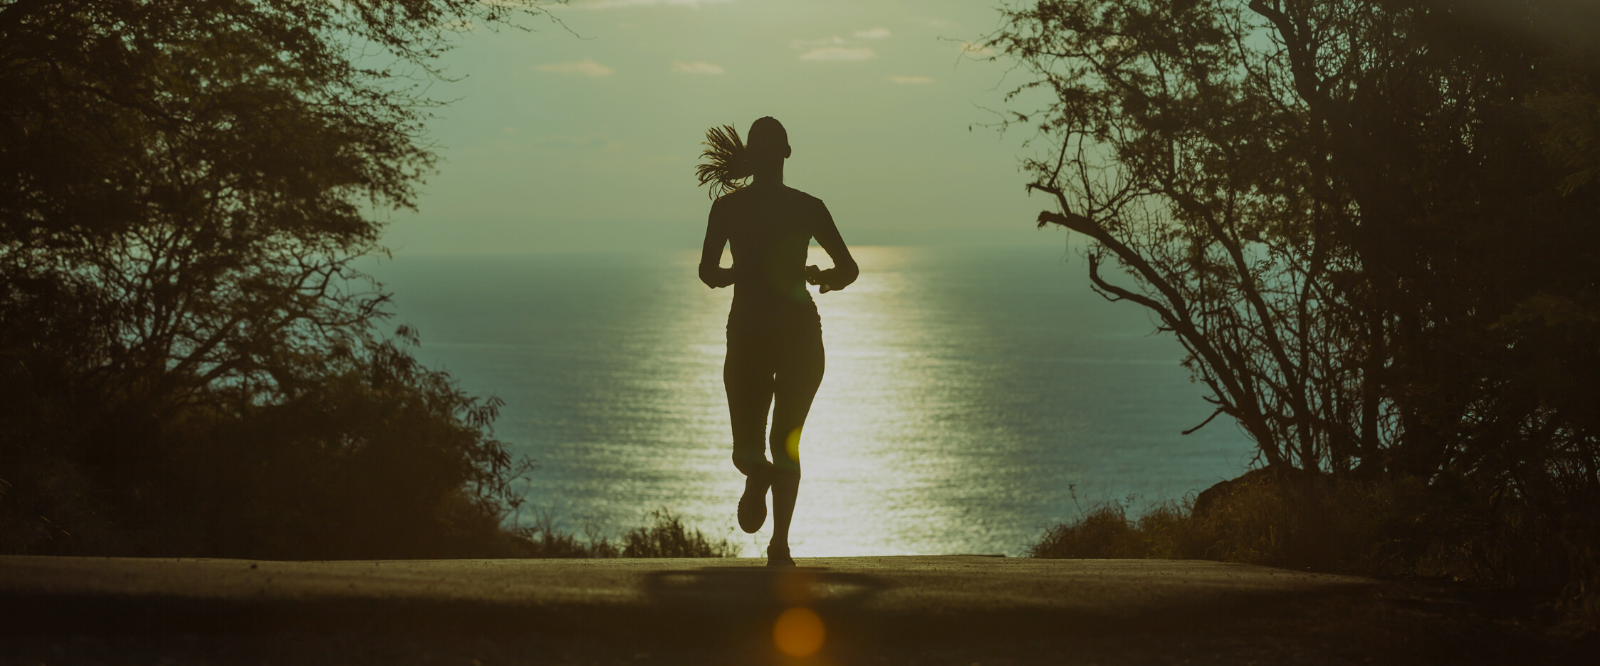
[706,182,852,328]
[713,183,822,312]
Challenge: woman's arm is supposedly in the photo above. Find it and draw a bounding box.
[809,199,858,291]
[699,199,735,288]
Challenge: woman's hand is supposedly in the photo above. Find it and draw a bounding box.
[700,264,735,289]
[805,265,841,293]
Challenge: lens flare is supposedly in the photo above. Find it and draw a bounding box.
[785,426,803,464]
[773,606,825,657]
[775,568,817,605]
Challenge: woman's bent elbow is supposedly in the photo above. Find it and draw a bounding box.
[699,266,731,289]
[836,265,860,289]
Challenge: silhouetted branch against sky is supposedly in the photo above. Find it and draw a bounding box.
[990,0,1600,483]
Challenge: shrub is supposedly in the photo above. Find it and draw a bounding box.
[1030,503,1153,559]
[1031,469,1585,611]
[506,508,739,559]
[0,329,538,560]
[620,510,740,558]
[512,509,620,559]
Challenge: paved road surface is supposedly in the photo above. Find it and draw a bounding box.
[0,555,1566,665]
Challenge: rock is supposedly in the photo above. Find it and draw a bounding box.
[1191,466,1316,519]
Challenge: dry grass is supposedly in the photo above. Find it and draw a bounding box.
[619,509,740,558]
[1029,502,1187,560]
[1030,472,1584,597]
[513,508,738,559]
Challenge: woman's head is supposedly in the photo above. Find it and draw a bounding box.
[694,117,791,198]
[746,117,791,170]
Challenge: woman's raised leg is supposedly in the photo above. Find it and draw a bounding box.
[725,329,778,533]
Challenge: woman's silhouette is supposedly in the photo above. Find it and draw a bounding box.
[697,117,858,566]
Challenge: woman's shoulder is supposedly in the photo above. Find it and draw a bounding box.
[780,185,826,210]
[712,187,751,206]
[715,184,825,212]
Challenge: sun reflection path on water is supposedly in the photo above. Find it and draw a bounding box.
[415,245,1256,558]
[672,246,1096,557]
[788,246,961,555]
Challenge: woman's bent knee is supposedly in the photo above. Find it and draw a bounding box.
[732,451,771,476]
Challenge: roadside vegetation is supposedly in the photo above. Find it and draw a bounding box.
[0,0,571,559]
[991,0,1600,631]
[1034,472,1568,592]
[518,509,741,559]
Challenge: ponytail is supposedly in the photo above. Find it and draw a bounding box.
[695,124,751,200]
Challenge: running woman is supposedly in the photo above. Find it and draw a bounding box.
[695,117,858,566]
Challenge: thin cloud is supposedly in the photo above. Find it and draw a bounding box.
[907,17,955,27]
[537,59,615,77]
[564,0,733,8]
[888,75,935,84]
[790,36,846,50]
[672,60,725,74]
[854,27,891,39]
[799,46,877,62]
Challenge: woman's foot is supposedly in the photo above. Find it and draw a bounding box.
[766,544,796,567]
[737,463,773,534]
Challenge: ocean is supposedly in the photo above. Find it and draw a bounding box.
[367,242,1254,557]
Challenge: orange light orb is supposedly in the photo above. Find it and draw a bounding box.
[773,606,825,658]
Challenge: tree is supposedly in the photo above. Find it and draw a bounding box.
[988,0,1373,472]
[988,0,1600,600]
[0,0,550,557]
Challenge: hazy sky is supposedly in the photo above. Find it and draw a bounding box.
[384,0,1061,253]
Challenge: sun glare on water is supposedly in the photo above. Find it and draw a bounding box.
[381,245,1250,558]
[667,246,995,556]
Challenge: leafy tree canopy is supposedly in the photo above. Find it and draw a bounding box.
[988,0,1600,607]
[0,0,554,557]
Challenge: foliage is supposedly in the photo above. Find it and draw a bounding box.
[0,0,553,557]
[619,509,740,559]
[508,508,738,559]
[990,0,1600,619]
[1032,474,1572,593]
[512,508,622,558]
[1030,502,1184,559]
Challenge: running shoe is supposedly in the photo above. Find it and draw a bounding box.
[766,544,796,567]
[737,463,772,534]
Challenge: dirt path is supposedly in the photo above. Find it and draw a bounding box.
[0,555,1572,665]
